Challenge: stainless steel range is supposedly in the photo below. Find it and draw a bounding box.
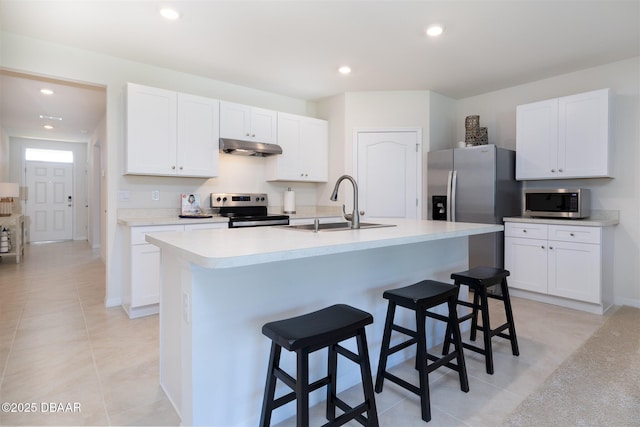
[211,193,289,228]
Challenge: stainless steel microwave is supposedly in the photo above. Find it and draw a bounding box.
[523,189,591,219]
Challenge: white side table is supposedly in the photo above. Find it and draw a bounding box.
[0,214,24,263]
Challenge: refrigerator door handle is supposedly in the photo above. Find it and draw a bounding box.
[446,170,453,221]
[451,170,458,222]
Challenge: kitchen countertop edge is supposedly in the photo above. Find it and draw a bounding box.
[117,216,230,227]
[504,210,619,227]
[145,219,504,269]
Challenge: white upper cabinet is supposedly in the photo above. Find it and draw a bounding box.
[126,84,177,176]
[219,101,277,144]
[516,88,611,180]
[125,83,219,177]
[266,112,328,182]
[177,93,220,177]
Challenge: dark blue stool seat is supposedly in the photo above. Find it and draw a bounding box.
[260,304,379,427]
[444,266,520,375]
[374,280,469,422]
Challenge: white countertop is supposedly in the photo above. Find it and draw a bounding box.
[117,215,229,227]
[145,219,503,269]
[504,210,619,227]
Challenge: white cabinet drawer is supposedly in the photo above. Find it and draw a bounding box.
[130,225,184,245]
[548,225,601,244]
[505,222,548,239]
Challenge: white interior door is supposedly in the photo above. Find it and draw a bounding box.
[356,130,421,219]
[26,161,73,242]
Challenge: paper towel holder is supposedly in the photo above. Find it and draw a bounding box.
[283,187,296,214]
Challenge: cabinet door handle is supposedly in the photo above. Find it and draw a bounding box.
[523,229,527,233]
[171,165,176,170]
[570,232,574,237]
[551,169,556,173]
[549,246,554,250]
[541,245,545,249]
[179,166,183,170]
[559,169,563,172]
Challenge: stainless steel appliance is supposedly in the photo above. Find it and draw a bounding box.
[219,139,282,157]
[211,193,289,227]
[427,144,521,268]
[523,188,590,219]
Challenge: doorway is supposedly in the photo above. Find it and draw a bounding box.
[355,129,422,220]
[25,154,74,242]
[1,69,105,248]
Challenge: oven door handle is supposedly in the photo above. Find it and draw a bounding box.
[231,219,289,227]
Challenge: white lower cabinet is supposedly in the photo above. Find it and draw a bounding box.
[505,221,611,314]
[124,222,227,318]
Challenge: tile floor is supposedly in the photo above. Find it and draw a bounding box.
[0,240,609,426]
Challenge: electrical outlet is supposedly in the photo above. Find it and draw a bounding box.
[152,190,160,201]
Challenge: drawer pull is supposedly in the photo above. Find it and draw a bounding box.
[523,229,527,233]
[570,233,575,237]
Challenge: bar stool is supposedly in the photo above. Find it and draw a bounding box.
[374,280,469,422]
[444,266,520,375]
[260,304,379,427]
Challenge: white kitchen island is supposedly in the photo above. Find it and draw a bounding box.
[146,219,503,426]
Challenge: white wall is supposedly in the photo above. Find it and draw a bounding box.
[456,57,640,307]
[316,91,431,208]
[0,127,10,181]
[0,31,321,306]
[427,91,457,152]
[88,115,106,252]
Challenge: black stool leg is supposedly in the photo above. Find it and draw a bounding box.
[375,302,396,393]
[260,342,281,427]
[501,278,520,356]
[326,343,338,422]
[296,349,310,427]
[447,296,469,393]
[478,286,494,375]
[415,304,431,422]
[469,287,481,342]
[356,327,380,427]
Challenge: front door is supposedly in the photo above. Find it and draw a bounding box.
[26,161,73,242]
[356,130,421,219]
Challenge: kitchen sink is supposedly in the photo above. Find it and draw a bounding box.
[283,222,396,231]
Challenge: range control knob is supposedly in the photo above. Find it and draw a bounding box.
[216,197,221,202]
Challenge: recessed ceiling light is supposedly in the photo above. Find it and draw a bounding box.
[426,25,444,37]
[338,66,352,75]
[39,114,63,121]
[160,7,180,20]
[43,125,54,130]
[40,88,54,95]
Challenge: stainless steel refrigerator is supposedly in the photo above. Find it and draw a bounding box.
[427,144,521,269]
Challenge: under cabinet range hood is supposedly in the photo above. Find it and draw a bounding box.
[219,138,282,157]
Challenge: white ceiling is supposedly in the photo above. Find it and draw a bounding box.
[0,0,638,142]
